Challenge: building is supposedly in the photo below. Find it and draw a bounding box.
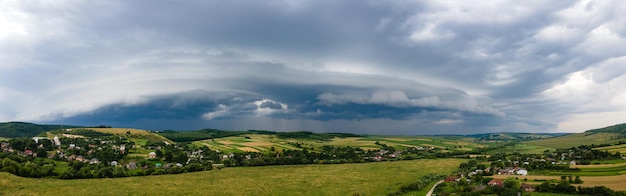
[521,183,535,192]
[148,152,157,159]
[53,136,61,146]
[488,179,504,187]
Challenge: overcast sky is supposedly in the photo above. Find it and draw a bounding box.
[1,0,626,134]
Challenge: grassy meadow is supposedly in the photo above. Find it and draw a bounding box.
[192,133,486,153]
[594,143,626,154]
[0,159,464,195]
[88,128,175,144]
[525,132,624,149]
[487,143,554,154]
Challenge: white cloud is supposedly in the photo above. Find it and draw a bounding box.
[434,119,464,125]
[202,104,229,120]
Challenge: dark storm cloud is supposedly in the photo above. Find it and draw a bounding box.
[3,1,626,134]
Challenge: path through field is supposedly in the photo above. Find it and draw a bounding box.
[426,180,443,196]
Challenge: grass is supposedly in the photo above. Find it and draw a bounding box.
[193,134,486,153]
[0,159,464,195]
[88,128,175,144]
[535,165,626,176]
[488,143,554,154]
[0,137,9,141]
[525,132,624,149]
[493,174,626,191]
[572,161,626,169]
[594,143,626,154]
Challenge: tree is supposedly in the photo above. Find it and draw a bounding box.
[568,175,573,183]
[574,176,583,184]
[503,177,520,189]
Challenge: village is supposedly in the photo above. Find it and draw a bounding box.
[1,129,441,179]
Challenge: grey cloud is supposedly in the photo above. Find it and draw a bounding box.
[3,1,626,134]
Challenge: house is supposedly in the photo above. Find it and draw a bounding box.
[517,169,528,176]
[24,149,34,156]
[444,176,459,182]
[155,163,162,167]
[488,179,504,187]
[521,183,535,192]
[89,158,100,164]
[111,161,118,166]
[148,152,157,159]
[76,155,86,162]
[127,161,137,169]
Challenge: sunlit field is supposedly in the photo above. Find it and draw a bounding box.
[0,159,464,195]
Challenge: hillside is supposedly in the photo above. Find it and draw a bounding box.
[87,128,175,144]
[526,123,626,149]
[0,122,82,138]
[469,132,567,142]
[587,123,626,134]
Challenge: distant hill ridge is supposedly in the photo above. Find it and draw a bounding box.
[586,123,626,134]
[1,121,625,139]
[0,122,82,138]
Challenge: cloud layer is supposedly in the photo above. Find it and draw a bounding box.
[2,0,626,134]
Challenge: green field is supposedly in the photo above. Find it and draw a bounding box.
[89,128,175,144]
[192,133,486,153]
[493,174,626,191]
[0,137,9,141]
[487,143,554,154]
[594,143,626,154]
[525,132,623,149]
[0,159,464,195]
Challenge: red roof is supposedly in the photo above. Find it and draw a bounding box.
[488,179,504,187]
[444,176,459,182]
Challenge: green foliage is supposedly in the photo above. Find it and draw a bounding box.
[587,123,626,135]
[0,122,82,138]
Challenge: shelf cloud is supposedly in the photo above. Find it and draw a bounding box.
[2,0,626,134]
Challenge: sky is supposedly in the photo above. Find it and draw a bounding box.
[1,0,626,135]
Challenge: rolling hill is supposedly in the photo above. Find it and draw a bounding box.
[526,123,626,149]
[0,122,82,138]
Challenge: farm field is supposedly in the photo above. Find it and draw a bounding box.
[487,143,553,154]
[594,143,626,154]
[0,159,464,195]
[537,165,626,176]
[193,133,487,153]
[571,161,626,169]
[88,128,175,144]
[525,132,623,149]
[492,174,626,191]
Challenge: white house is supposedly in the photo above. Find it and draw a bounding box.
[516,169,528,176]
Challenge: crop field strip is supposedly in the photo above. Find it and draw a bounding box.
[525,132,624,149]
[492,174,626,191]
[594,143,626,154]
